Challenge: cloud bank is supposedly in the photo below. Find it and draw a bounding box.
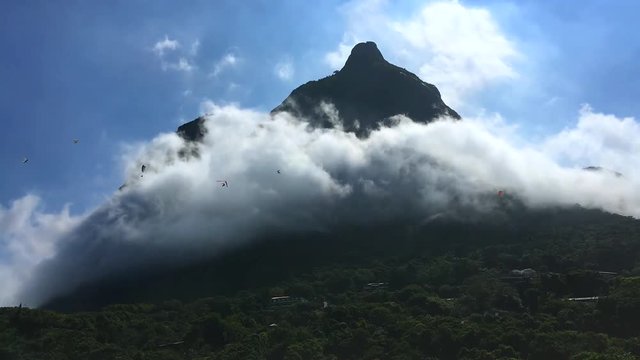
[544,104,640,178]
[1,102,638,307]
[0,196,83,305]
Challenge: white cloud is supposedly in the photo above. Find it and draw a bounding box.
[544,96,561,107]
[199,99,217,114]
[227,82,241,92]
[162,57,195,72]
[190,39,200,56]
[326,0,519,108]
[151,36,199,73]
[199,99,240,115]
[0,195,84,306]
[543,104,640,178]
[211,53,239,77]
[13,102,640,306]
[274,59,295,81]
[152,35,180,57]
[394,1,519,106]
[326,42,354,70]
[315,101,342,129]
[324,0,388,69]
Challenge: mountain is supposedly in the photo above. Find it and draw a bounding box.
[9,205,640,360]
[176,41,459,141]
[40,205,640,312]
[10,43,640,360]
[271,41,460,137]
[15,203,640,360]
[42,42,639,315]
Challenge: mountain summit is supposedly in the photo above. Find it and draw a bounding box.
[270,41,460,137]
[177,42,460,141]
[342,41,386,71]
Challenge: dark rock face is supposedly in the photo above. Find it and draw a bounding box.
[270,41,460,137]
[583,166,623,177]
[177,116,207,142]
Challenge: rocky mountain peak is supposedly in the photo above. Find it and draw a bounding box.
[177,41,460,141]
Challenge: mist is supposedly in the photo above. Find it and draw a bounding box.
[1,102,638,307]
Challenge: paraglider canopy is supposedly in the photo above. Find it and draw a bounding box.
[141,165,146,173]
[73,139,79,144]
[22,157,28,164]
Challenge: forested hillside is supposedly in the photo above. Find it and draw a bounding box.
[3,207,640,359]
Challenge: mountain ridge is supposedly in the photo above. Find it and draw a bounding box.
[46,42,637,313]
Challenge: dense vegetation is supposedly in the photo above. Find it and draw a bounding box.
[2,206,640,359]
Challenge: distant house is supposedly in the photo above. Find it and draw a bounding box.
[502,268,538,284]
[364,282,388,291]
[564,296,600,302]
[271,296,293,305]
[157,341,184,348]
[510,268,537,279]
[269,296,306,308]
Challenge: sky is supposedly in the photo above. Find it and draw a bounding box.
[2,0,640,306]
[2,0,640,213]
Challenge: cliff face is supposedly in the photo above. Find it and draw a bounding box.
[176,117,207,142]
[270,41,460,137]
[177,41,459,142]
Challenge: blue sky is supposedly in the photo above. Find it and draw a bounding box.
[2,0,640,214]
